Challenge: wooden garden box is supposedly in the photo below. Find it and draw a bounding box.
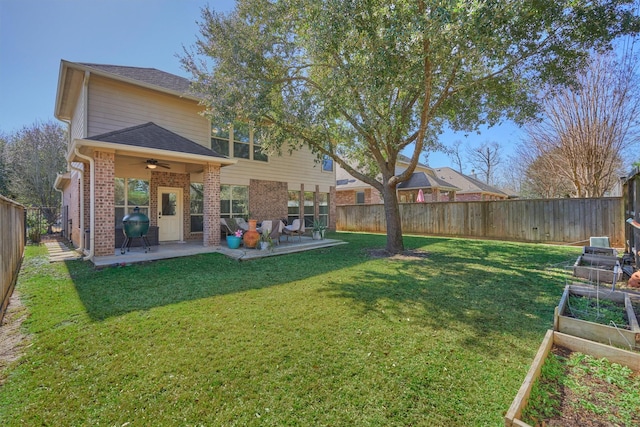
[504,330,640,427]
[572,254,621,284]
[554,284,640,351]
[582,245,617,257]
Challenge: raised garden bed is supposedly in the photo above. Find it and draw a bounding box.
[582,245,617,257]
[554,285,640,351]
[572,254,621,284]
[505,330,640,427]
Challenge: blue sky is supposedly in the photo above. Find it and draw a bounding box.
[0,0,522,170]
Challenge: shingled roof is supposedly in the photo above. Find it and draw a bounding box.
[89,122,227,159]
[397,172,459,191]
[433,167,508,197]
[79,63,192,95]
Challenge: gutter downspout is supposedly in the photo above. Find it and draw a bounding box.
[69,162,85,252]
[57,118,84,249]
[74,148,94,261]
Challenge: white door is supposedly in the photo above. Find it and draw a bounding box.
[157,186,183,241]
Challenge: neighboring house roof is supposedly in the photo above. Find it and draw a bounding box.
[397,172,460,191]
[89,122,227,159]
[433,167,508,197]
[397,153,430,170]
[336,156,459,192]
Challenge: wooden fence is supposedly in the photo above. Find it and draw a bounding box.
[1,195,25,322]
[336,197,624,247]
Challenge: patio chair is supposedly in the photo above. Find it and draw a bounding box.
[220,218,236,237]
[261,219,284,245]
[235,218,250,231]
[283,218,305,242]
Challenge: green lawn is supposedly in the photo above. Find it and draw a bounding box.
[0,232,579,426]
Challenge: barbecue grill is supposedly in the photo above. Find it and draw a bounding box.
[121,207,151,254]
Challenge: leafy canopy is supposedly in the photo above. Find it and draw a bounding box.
[182,0,639,252]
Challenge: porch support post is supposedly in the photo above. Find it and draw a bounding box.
[203,163,221,247]
[93,150,115,256]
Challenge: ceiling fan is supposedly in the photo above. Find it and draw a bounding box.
[143,159,170,170]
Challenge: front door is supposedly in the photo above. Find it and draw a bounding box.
[158,186,183,241]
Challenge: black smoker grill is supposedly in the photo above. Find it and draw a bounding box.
[121,207,151,254]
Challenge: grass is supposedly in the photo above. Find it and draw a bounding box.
[0,232,579,425]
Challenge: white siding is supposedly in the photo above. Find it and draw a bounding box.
[86,76,210,147]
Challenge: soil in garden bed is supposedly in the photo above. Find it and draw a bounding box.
[521,346,640,427]
[564,294,630,329]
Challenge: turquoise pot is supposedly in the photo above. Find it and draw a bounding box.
[226,235,241,249]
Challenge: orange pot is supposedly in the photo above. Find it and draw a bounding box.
[243,219,260,248]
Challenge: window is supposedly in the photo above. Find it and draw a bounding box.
[303,191,315,227]
[190,183,204,233]
[253,132,268,162]
[287,190,300,225]
[318,193,329,226]
[233,122,250,159]
[211,124,230,156]
[322,155,334,172]
[356,191,365,204]
[115,178,149,227]
[220,185,248,218]
[211,122,267,162]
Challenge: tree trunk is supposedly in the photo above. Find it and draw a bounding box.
[382,184,404,254]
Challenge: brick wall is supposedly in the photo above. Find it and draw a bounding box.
[150,171,191,240]
[248,179,289,221]
[203,163,221,246]
[93,151,115,256]
[336,188,385,206]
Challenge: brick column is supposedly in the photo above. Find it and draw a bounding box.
[93,151,115,256]
[203,163,221,246]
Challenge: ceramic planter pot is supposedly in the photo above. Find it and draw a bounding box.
[243,219,259,248]
[226,235,241,249]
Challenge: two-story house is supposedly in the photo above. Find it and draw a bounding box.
[53,61,336,260]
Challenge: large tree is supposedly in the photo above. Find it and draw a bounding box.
[521,50,640,197]
[5,120,67,228]
[182,0,639,253]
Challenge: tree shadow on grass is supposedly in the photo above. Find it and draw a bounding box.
[67,231,579,355]
[66,234,377,321]
[317,235,579,356]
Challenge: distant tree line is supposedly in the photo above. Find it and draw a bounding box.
[0,120,67,230]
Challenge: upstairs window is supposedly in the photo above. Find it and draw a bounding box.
[211,121,268,162]
[211,124,230,156]
[322,155,334,172]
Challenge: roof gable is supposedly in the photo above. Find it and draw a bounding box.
[79,63,191,94]
[89,122,226,159]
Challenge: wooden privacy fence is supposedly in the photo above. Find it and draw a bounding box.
[337,197,624,247]
[1,195,25,322]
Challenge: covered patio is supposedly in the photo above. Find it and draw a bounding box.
[90,235,346,267]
